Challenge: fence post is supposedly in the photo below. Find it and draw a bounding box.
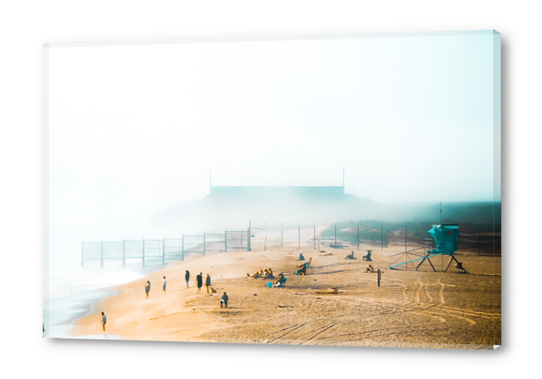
[123,240,126,268]
[382,226,384,250]
[100,241,104,268]
[377,269,381,287]
[334,224,337,247]
[247,220,251,252]
[142,239,145,268]
[298,223,300,249]
[405,227,407,251]
[203,233,206,256]
[479,229,481,256]
[182,235,185,260]
[163,238,165,264]
[81,242,84,268]
[357,222,360,250]
[281,223,283,250]
[224,232,227,253]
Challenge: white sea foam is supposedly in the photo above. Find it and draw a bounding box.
[45,264,148,301]
[43,261,167,338]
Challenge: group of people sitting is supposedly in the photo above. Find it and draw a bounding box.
[247,267,275,279]
[344,250,372,261]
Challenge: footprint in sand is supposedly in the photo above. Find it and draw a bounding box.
[423,309,476,326]
[437,279,456,305]
[423,285,433,303]
[400,285,408,302]
[414,279,423,303]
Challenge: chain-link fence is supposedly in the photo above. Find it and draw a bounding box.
[182,235,205,257]
[81,220,500,268]
[320,224,389,250]
[224,231,248,251]
[249,222,321,251]
[164,238,183,261]
[143,239,163,266]
[82,224,318,267]
[205,233,226,252]
[82,234,228,268]
[82,239,167,268]
[125,240,143,261]
[81,242,102,267]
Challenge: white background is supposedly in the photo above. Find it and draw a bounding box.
[0,1,537,378]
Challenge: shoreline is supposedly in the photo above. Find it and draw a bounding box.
[69,249,256,341]
[44,287,116,338]
[44,262,174,339]
[67,225,332,340]
[68,243,501,347]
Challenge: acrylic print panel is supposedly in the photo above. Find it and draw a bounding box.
[44,30,501,348]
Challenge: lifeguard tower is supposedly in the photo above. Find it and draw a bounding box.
[389,224,465,272]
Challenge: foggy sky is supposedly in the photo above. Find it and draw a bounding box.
[47,31,500,255]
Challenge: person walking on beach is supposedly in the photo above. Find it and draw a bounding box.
[145,280,151,299]
[163,276,167,294]
[185,270,190,288]
[101,312,107,332]
[220,292,228,308]
[196,273,203,294]
[205,273,211,294]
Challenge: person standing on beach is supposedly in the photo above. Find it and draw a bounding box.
[205,273,211,294]
[145,280,151,299]
[163,276,167,294]
[185,270,190,288]
[220,292,228,308]
[196,273,203,294]
[101,312,107,332]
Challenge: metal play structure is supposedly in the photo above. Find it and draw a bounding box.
[389,224,465,272]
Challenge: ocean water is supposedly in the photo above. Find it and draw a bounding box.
[43,260,167,339]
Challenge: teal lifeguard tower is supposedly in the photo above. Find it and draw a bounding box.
[389,224,463,272]
[417,224,463,271]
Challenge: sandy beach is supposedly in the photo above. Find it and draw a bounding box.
[71,236,501,349]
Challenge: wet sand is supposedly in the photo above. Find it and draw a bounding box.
[71,244,501,349]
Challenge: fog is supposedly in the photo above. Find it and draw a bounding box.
[46,31,500,266]
[151,189,499,233]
